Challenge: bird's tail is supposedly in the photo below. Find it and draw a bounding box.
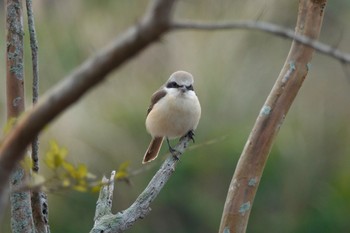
[142,137,164,164]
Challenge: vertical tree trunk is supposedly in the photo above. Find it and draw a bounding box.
[6,0,35,232]
[218,0,327,232]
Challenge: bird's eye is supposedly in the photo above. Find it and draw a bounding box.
[186,85,194,91]
[166,81,179,88]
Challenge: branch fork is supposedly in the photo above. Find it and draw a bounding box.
[90,135,192,233]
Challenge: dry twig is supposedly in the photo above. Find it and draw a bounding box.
[172,20,350,64]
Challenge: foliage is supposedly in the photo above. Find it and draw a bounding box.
[19,140,130,193]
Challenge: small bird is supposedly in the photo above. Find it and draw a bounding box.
[143,71,201,164]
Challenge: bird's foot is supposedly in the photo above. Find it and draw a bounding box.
[166,137,180,160]
[185,130,195,143]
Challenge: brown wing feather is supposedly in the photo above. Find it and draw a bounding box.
[147,89,167,115]
[143,88,167,163]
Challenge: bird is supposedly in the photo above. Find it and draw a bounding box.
[142,71,201,164]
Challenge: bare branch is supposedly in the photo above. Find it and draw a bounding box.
[90,136,191,233]
[6,0,35,231]
[25,1,50,232]
[172,19,350,64]
[26,0,39,106]
[0,0,177,217]
[25,0,40,172]
[218,0,327,232]
[31,192,50,233]
[93,171,116,223]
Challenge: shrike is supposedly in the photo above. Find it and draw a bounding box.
[143,71,201,164]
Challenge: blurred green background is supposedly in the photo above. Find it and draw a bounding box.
[1,0,350,232]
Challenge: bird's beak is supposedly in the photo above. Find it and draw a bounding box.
[180,86,187,93]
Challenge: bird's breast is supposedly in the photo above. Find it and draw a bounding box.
[146,92,201,138]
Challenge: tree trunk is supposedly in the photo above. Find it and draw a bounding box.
[6,0,35,232]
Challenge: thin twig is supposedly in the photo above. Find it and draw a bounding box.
[26,0,39,105]
[25,1,50,232]
[172,20,350,64]
[26,0,40,172]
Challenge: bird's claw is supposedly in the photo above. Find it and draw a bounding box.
[166,137,180,160]
[186,130,195,143]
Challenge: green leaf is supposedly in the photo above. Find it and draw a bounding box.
[115,171,128,180]
[62,162,75,176]
[115,161,130,180]
[75,164,88,179]
[44,140,68,169]
[90,182,103,193]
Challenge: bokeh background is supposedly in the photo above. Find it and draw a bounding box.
[1,0,350,232]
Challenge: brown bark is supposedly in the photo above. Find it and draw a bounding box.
[218,1,327,232]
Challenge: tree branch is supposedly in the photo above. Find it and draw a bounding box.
[25,1,51,232]
[30,192,50,233]
[90,136,191,233]
[218,1,327,232]
[25,0,40,173]
[172,19,350,64]
[93,171,116,222]
[0,0,176,218]
[6,0,35,231]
